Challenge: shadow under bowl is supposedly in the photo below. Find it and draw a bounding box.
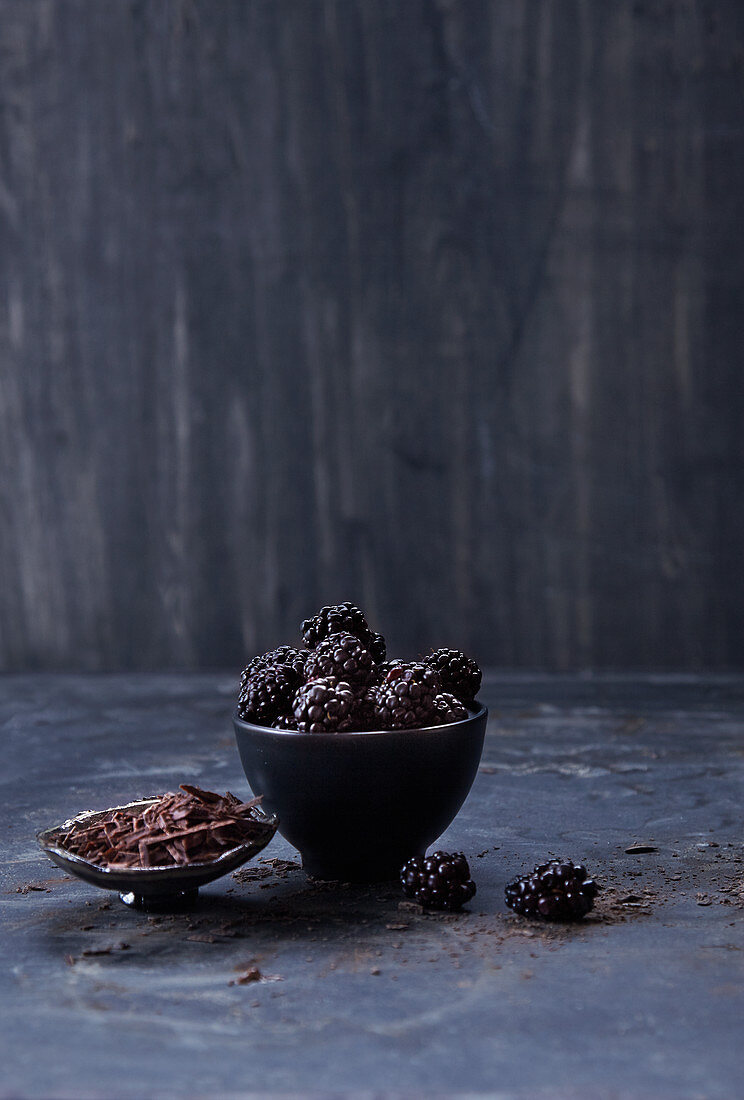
[37,799,279,909]
[233,705,487,882]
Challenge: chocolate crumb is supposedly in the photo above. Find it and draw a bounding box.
[232,866,273,883]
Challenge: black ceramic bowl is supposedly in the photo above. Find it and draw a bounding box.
[233,705,487,881]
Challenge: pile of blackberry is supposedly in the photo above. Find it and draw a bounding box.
[236,602,482,734]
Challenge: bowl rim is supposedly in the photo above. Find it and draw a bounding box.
[232,701,488,739]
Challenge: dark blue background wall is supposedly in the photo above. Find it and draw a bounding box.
[1,0,742,671]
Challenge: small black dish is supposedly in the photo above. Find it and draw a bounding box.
[37,798,279,910]
[233,705,487,882]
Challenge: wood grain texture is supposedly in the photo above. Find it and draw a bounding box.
[0,0,742,670]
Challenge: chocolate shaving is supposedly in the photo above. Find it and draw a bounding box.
[48,786,267,870]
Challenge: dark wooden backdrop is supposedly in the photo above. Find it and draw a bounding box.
[0,0,742,671]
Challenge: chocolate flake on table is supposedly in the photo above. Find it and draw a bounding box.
[229,965,262,985]
[82,942,130,956]
[48,786,266,870]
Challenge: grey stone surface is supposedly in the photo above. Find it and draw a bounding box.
[1,673,742,1098]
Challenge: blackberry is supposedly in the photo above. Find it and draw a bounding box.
[271,712,300,730]
[401,852,476,911]
[505,859,599,921]
[369,632,387,664]
[374,663,442,729]
[301,603,374,649]
[237,666,297,725]
[350,687,378,732]
[374,660,398,683]
[240,646,308,687]
[432,692,468,724]
[305,632,376,688]
[292,678,356,733]
[424,648,481,704]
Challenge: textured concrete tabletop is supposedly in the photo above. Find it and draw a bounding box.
[2,673,743,1099]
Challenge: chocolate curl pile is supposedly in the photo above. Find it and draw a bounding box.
[51,785,266,869]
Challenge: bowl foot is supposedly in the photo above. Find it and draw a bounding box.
[119,888,199,911]
[301,851,422,884]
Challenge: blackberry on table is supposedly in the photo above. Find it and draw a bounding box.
[237,666,298,725]
[301,603,374,650]
[400,852,476,911]
[374,663,442,729]
[292,677,357,733]
[505,859,599,921]
[424,648,481,704]
[432,692,468,724]
[304,632,376,688]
